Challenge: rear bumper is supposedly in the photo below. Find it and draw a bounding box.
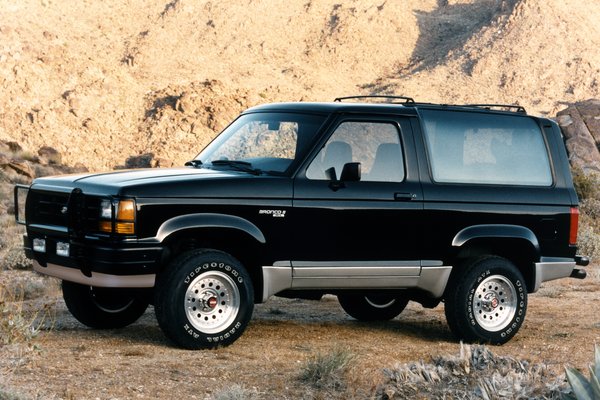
[532,256,587,292]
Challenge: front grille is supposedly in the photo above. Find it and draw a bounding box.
[84,197,102,233]
[27,190,70,227]
[26,189,103,234]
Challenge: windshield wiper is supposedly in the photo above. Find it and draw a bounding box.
[185,159,203,168]
[210,160,261,175]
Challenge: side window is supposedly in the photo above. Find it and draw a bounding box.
[306,121,405,182]
[421,110,552,186]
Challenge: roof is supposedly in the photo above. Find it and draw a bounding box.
[244,98,530,117]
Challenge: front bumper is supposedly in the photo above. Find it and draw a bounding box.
[24,234,162,288]
[32,261,156,288]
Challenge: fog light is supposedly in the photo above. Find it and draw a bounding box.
[56,242,70,257]
[33,238,46,253]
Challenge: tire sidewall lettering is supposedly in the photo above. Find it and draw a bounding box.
[183,262,243,285]
[206,322,242,343]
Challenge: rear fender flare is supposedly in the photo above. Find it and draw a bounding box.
[452,224,540,254]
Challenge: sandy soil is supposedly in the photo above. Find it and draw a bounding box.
[1,265,598,399]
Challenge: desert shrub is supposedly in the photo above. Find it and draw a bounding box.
[0,284,55,346]
[12,278,49,301]
[572,169,600,201]
[1,247,32,271]
[579,197,600,262]
[212,384,257,400]
[0,215,31,271]
[565,344,600,400]
[577,224,600,260]
[0,388,28,400]
[299,347,355,391]
[537,284,566,298]
[376,344,568,399]
[581,199,600,222]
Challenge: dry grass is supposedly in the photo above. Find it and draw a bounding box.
[299,347,355,392]
[0,283,55,347]
[0,210,31,273]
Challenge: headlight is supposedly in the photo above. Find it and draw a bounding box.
[100,199,112,219]
[99,199,136,234]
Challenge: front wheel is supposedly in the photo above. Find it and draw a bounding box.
[444,256,527,344]
[154,249,254,349]
[62,281,150,329]
[338,293,409,321]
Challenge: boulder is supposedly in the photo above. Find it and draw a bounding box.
[0,152,9,166]
[38,146,62,165]
[119,153,173,169]
[556,99,600,174]
[7,160,35,178]
[5,141,22,153]
[124,153,154,168]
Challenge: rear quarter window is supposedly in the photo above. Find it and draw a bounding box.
[420,110,553,186]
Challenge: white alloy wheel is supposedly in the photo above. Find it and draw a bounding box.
[185,271,240,334]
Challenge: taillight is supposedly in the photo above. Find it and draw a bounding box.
[569,207,579,245]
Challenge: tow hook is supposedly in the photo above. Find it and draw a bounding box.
[575,255,589,266]
[570,269,587,279]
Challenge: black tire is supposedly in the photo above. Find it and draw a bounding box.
[338,293,409,321]
[154,249,254,349]
[62,281,150,329]
[444,256,527,344]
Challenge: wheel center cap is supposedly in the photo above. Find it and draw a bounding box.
[207,296,218,309]
[482,293,499,311]
[490,297,499,309]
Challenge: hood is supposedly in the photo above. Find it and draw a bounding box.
[30,167,291,198]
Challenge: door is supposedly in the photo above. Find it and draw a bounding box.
[291,116,423,284]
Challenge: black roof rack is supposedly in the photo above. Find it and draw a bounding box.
[460,104,527,114]
[334,95,415,104]
[331,97,527,114]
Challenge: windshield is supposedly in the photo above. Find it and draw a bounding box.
[195,112,327,175]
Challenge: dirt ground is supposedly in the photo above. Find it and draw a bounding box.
[1,264,598,399]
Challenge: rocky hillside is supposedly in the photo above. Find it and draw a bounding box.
[0,0,599,170]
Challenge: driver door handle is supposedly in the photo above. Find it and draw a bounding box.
[394,192,417,201]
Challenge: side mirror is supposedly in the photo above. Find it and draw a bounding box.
[340,162,361,182]
[325,167,337,181]
[327,162,361,191]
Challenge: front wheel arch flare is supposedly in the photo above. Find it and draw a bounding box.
[155,213,266,244]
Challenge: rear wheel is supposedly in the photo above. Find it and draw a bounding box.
[62,281,150,329]
[338,293,409,321]
[154,249,254,349]
[444,256,527,344]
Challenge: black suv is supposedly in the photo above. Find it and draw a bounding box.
[15,96,589,349]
